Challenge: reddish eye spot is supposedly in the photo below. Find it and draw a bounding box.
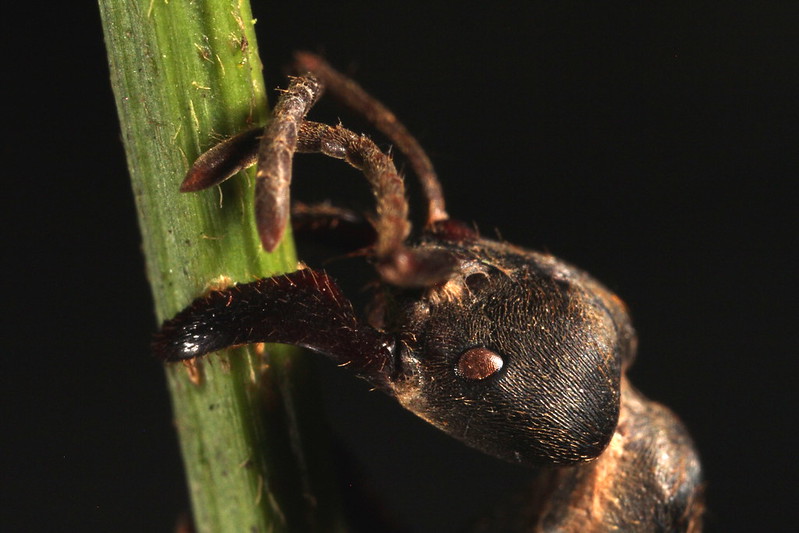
[456,347,504,381]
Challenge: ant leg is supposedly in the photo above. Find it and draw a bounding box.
[295,52,449,226]
[254,74,323,251]
[295,120,455,287]
[152,268,397,390]
[295,120,409,259]
[181,127,261,192]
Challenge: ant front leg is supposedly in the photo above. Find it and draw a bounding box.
[181,74,324,251]
[292,119,456,286]
[294,52,449,226]
[292,121,409,265]
[253,76,323,251]
[152,268,397,390]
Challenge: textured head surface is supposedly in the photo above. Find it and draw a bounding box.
[387,238,634,465]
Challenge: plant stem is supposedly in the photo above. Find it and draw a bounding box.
[98,1,345,531]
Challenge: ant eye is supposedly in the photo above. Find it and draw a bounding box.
[456,347,504,381]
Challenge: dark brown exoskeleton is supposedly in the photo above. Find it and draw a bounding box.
[153,53,704,532]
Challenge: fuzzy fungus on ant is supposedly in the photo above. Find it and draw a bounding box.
[153,53,704,532]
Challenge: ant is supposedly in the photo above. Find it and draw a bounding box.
[153,53,704,532]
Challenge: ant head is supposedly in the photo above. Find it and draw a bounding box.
[385,240,635,466]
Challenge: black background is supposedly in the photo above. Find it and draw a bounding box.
[3,2,796,532]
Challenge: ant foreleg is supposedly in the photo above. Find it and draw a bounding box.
[295,120,455,286]
[294,52,449,226]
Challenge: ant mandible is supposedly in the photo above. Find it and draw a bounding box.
[153,53,704,532]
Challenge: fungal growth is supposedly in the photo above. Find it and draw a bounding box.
[153,53,704,531]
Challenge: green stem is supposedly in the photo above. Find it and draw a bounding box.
[98,1,345,531]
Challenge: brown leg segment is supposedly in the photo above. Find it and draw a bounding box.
[295,121,410,262]
[181,127,261,192]
[295,52,449,226]
[254,74,323,251]
[152,268,397,389]
[294,120,456,287]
